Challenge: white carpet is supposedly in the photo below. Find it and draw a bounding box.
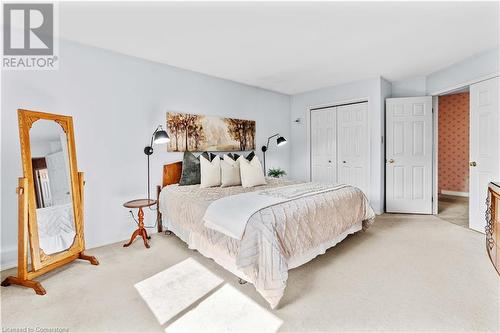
[1,214,498,332]
[165,284,283,333]
[135,257,223,324]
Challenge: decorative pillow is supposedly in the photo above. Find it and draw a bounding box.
[200,154,221,188]
[239,155,266,188]
[245,151,255,161]
[201,151,217,162]
[179,152,200,186]
[221,154,241,187]
[226,153,240,161]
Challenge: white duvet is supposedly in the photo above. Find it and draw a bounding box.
[36,203,76,255]
[203,192,284,240]
[203,183,348,240]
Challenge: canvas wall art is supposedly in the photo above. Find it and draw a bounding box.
[166,112,256,152]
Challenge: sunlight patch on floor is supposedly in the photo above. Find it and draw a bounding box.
[165,284,283,333]
[135,257,223,325]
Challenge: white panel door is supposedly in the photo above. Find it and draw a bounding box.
[46,151,71,206]
[311,107,337,183]
[469,77,499,232]
[337,102,369,194]
[386,96,433,214]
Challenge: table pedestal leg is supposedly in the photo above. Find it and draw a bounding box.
[123,207,150,248]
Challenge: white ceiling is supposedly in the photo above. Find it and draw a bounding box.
[60,2,500,95]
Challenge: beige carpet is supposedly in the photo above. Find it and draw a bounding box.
[1,214,499,332]
[438,194,469,228]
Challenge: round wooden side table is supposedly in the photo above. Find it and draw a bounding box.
[123,199,157,249]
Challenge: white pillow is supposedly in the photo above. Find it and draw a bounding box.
[200,154,221,188]
[239,155,266,188]
[221,154,241,187]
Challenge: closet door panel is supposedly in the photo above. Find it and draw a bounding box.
[311,107,337,183]
[337,103,369,194]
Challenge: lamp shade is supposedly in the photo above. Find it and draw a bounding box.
[153,126,170,144]
[277,136,287,146]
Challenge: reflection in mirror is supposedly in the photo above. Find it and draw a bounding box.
[30,120,76,255]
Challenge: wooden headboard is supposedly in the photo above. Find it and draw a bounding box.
[162,161,183,187]
[156,161,182,233]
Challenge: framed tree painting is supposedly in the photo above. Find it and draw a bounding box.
[166,112,256,152]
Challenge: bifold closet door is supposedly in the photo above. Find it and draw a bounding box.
[311,107,337,183]
[337,103,369,194]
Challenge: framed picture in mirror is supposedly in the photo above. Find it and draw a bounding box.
[1,109,98,295]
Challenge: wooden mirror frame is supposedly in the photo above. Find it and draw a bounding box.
[1,109,98,295]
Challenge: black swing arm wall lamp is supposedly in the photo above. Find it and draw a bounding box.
[144,125,170,201]
[261,133,286,172]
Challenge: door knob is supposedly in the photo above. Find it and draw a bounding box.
[342,161,347,164]
[328,160,332,163]
[388,159,395,164]
[469,161,477,167]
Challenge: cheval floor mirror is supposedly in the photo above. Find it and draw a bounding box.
[1,109,98,295]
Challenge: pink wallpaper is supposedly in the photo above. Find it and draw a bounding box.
[438,92,469,193]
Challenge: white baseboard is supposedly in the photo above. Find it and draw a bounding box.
[441,190,469,197]
[1,246,18,270]
[1,233,134,272]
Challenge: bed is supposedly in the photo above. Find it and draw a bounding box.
[157,161,375,308]
[36,202,76,255]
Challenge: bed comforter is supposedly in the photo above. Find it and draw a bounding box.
[159,179,375,308]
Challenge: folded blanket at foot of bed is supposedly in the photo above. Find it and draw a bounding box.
[203,183,349,240]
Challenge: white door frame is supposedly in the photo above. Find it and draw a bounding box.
[430,74,500,221]
[432,95,439,214]
[385,96,434,214]
[428,73,499,96]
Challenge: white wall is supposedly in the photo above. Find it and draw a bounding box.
[426,46,499,94]
[289,77,389,214]
[391,76,426,97]
[390,47,499,97]
[1,40,290,268]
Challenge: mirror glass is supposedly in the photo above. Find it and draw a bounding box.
[30,120,76,255]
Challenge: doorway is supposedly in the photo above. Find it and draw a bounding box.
[436,89,470,228]
[385,96,433,214]
[385,75,499,233]
[433,77,499,232]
